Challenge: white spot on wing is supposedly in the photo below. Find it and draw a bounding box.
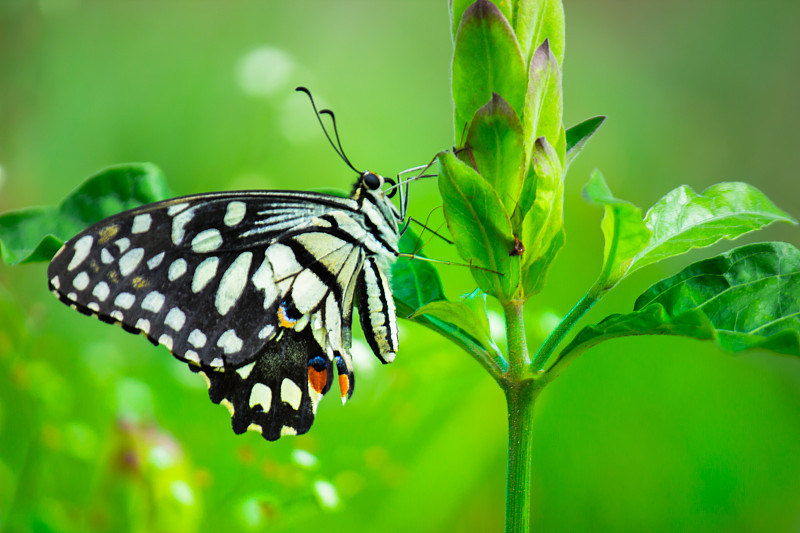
[210,357,224,368]
[171,207,195,245]
[92,281,110,301]
[224,201,247,226]
[165,307,186,331]
[72,271,90,290]
[110,310,124,321]
[252,253,278,309]
[131,213,152,234]
[68,235,94,271]
[167,202,189,216]
[168,258,187,281]
[217,329,243,354]
[191,229,223,252]
[215,252,253,315]
[142,291,165,313]
[100,248,114,264]
[192,256,219,293]
[136,318,151,334]
[249,382,272,411]
[258,325,275,340]
[280,426,298,436]
[184,350,200,364]
[147,252,165,269]
[119,248,145,276]
[188,329,207,348]
[267,243,302,279]
[114,238,130,253]
[50,276,61,290]
[236,361,255,379]
[292,270,326,314]
[280,378,302,410]
[88,302,100,312]
[158,333,174,351]
[114,292,135,309]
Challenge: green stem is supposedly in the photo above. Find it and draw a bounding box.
[504,380,540,533]
[502,301,539,533]
[504,301,530,374]
[530,283,602,372]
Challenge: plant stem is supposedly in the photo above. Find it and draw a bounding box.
[502,301,539,533]
[504,380,540,533]
[530,283,602,372]
[504,301,530,374]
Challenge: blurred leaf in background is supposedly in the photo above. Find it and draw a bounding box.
[1,1,799,532]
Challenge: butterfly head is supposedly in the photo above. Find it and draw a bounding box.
[353,170,403,220]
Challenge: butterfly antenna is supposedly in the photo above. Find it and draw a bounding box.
[296,87,360,173]
[319,108,359,173]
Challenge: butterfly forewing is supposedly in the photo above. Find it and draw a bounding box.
[47,181,400,440]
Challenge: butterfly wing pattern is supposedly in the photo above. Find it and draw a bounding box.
[47,172,401,440]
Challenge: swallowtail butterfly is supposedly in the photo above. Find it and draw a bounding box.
[47,90,408,441]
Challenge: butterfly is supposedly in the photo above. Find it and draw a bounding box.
[47,89,411,441]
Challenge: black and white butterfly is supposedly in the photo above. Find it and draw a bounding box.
[47,89,413,441]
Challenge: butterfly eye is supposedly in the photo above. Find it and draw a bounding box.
[363,172,381,190]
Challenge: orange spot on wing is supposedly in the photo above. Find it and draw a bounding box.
[338,374,349,400]
[308,367,328,394]
[277,305,297,328]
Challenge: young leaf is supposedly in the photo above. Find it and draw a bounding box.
[0,163,170,266]
[465,93,525,213]
[630,182,797,274]
[523,40,564,167]
[438,151,520,302]
[513,0,565,66]
[565,116,606,171]
[393,229,504,376]
[583,170,651,289]
[391,230,447,318]
[452,0,526,140]
[412,300,500,358]
[520,137,564,296]
[450,0,513,42]
[559,242,800,364]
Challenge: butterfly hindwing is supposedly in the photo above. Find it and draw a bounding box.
[192,327,334,440]
[355,257,399,364]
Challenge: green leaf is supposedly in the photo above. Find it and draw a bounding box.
[0,163,170,265]
[520,137,564,296]
[565,116,606,171]
[583,170,651,289]
[392,229,505,376]
[452,0,526,141]
[438,151,520,302]
[412,300,499,357]
[513,0,565,65]
[450,0,513,42]
[523,39,564,167]
[561,242,800,361]
[510,167,537,232]
[465,93,525,213]
[630,182,797,274]
[391,230,447,318]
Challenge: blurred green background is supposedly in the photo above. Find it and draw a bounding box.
[1,1,800,532]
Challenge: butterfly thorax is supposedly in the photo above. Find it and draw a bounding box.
[349,171,402,264]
